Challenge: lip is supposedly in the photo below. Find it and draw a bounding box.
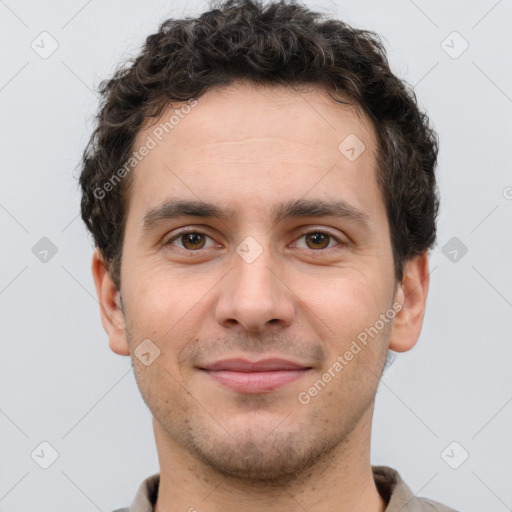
[199,358,312,393]
[200,358,310,372]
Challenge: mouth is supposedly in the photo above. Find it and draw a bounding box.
[198,358,312,394]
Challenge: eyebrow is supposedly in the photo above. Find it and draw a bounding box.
[142,198,373,232]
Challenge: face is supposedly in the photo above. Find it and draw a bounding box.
[98,81,413,482]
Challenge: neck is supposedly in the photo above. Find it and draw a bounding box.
[153,405,387,512]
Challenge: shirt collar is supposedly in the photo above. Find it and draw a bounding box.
[127,465,425,512]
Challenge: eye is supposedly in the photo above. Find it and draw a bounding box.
[164,228,346,252]
[293,230,345,251]
[165,230,218,251]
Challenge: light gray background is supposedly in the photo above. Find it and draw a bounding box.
[1,0,511,511]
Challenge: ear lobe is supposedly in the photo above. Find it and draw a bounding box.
[388,252,430,353]
[91,248,130,356]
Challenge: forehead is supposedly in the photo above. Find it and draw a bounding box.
[136,81,375,153]
[126,81,381,227]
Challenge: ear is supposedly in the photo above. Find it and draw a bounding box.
[388,252,430,353]
[91,248,130,356]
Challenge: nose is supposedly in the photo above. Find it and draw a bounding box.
[214,241,295,334]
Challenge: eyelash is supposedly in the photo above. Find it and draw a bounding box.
[165,228,347,252]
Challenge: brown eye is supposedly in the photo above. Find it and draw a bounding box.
[292,230,346,251]
[167,231,215,250]
[181,232,206,250]
[304,232,331,250]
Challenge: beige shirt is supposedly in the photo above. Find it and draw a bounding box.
[113,466,459,511]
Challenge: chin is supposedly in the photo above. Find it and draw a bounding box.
[184,424,342,484]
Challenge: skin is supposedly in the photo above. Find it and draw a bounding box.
[92,80,430,511]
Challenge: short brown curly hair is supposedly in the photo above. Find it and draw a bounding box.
[79,0,439,292]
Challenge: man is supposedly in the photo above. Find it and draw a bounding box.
[80,0,457,510]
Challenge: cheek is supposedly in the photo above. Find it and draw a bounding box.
[303,270,385,343]
[125,270,210,356]
[131,353,192,433]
